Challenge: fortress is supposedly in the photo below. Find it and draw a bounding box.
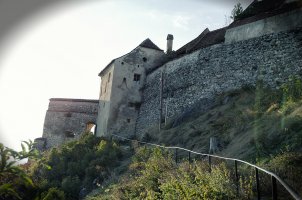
[35,0,302,150]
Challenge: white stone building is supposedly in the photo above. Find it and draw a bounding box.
[96,39,167,137]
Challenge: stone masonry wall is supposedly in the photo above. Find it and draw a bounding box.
[42,99,99,149]
[136,27,302,137]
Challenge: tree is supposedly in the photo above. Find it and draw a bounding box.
[230,2,243,21]
[0,141,38,199]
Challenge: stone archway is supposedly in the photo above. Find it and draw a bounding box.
[86,122,96,135]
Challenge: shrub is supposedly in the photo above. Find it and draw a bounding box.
[266,152,302,196]
[160,161,238,200]
[41,187,65,200]
[31,133,122,199]
[96,147,253,200]
[281,75,302,103]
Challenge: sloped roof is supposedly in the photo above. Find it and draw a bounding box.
[139,38,163,51]
[229,0,302,28]
[98,38,162,76]
[176,28,210,56]
[176,27,226,56]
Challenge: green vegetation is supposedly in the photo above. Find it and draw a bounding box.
[30,133,123,199]
[0,140,38,200]
[230,3,244,21]
[0,134,124,199]
[86,147,254,200]
[1,76,302,199]
[143,76,302,161]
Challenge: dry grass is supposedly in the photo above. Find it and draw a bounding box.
[143,88,302,161]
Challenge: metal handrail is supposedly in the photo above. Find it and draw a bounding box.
[111,133,301,200]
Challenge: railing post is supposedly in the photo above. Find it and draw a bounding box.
[234,160,239,195]
[271,176,277,200]
[208,155,212,173]
[175,148,178,164]
[255,168,260,200]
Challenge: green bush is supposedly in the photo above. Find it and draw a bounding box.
[94,147,253,200]
[266,152,302,196]
[31,133,122,199]
[281,75,302,103]
[160,162,238,200]
[254,80,282,115]
[41,187,65,200]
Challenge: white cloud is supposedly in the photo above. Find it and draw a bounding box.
[172,15,191,30]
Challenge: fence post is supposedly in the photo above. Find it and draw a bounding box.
[208,155,212,173]
[271,176,277,200]
[175,148,178,164]
[188,151,191,163]
[234,160,239,195]
[255,168,260,200]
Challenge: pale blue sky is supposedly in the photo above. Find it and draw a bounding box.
[0,0,252,150]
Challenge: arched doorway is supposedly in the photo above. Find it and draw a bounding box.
[86,122,96,135]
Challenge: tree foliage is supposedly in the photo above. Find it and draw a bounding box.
[230,3,243,21]
[0,140,38,200]
[91,147,249,200]
[30,133,122,199]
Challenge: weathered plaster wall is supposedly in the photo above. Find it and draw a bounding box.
[136,27,302,137]
[96,64,114,137]
[43,99,99,149]
[225,8,302,43]
[98,47,166,138]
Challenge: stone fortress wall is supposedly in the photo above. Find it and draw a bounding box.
[136,27,302,137]
[36,98,99,150]
[39,1,302,147]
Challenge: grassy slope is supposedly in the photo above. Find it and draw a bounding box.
[145,87,302,162]
[86,85,302,199]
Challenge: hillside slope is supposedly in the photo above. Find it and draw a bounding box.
[85,78,302,199]
[144,80,302,162]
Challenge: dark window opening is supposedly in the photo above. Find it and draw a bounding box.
[143,57,147,62]
[171,91,174,97]
[133,74,141,82]
[65,131,75,138]
[137,65,140,67]
[64,113,72,117]
[123,77,126,81]
[127,119,131,123]
[128,102,141,110]
[121,62,124,65]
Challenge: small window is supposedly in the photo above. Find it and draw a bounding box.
[65,131,75,138]
[123,77,126,81]
[137,65,140,67]
[143,57,147,62]
[127,119,131,123]
[133,74,141,82]
[64,113,72,117]
[128,102,141,110]
[121,62,124,65]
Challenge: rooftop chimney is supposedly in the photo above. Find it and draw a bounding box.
[166,34,174,54]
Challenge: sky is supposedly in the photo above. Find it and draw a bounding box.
[0,0,252,151]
